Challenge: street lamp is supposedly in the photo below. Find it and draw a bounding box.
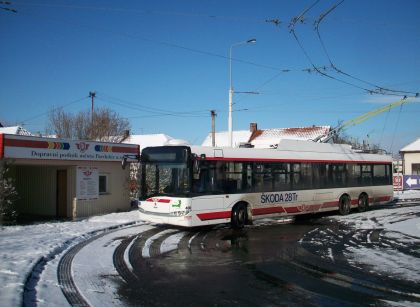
[228,38,256,147]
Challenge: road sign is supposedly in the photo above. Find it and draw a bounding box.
[393,175,403,191]
[403,175,420,190]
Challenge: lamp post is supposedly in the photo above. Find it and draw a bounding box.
[228,38,256,147]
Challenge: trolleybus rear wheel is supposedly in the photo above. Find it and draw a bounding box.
[358,193,369,212]
[339,195,351,215]
[231,203,247,229]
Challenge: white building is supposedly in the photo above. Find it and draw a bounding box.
[400,138,420,175]
[1,132,139,219]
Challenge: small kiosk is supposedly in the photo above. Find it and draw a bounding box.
[0,133,139,219]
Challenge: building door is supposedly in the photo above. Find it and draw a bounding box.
[57,170,67,218]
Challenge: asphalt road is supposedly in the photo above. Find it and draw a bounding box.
[32,204,420,306]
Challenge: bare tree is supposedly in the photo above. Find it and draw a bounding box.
[48,108,74,138]
[90,108,130,142]
[48,107,130,142]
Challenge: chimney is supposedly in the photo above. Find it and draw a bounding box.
[121,129,130,142]
[250,122,258,133]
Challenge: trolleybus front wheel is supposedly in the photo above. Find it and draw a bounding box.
[231,203,248,229]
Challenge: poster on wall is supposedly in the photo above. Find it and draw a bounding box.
[77,167,99,200]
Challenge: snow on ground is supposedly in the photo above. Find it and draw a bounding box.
[394,189,420,201]
[0,210,143,307]
[334,194,420,284]
[0,192,419,306]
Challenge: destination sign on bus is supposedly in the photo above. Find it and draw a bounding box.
[261,192,298,204]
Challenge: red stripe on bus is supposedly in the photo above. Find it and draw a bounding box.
[252,206,285,215]
[203,157,391,165]
[196,194,391,221]
[145,198,171,203]
[374,196,391,202]
[196,211,231,221]
[307,204,322,211]
[284,206,302,213]
[323,201,339,208]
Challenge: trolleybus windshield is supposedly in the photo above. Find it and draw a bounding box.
[140,146,192,199]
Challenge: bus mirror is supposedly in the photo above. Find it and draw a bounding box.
[193,159,199,174]
[121,157,128,169]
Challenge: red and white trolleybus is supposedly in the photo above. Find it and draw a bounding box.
[136,139,393,228]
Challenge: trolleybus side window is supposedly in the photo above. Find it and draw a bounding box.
[300,162,312,189]
[273,163,291,191]
[291,163,301,190]
[225,162,244,193]
[373,164,391,185]
[361,164,373,185]
[348,163,361,187]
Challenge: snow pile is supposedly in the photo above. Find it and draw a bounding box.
[0,211,142,306]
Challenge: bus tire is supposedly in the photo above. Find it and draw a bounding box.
[231,203,247,229]
[358,193,369,212]
[339,195,351,215]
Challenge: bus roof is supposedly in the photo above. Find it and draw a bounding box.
[190,139,392,164]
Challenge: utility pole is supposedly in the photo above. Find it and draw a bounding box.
[89,91,96,125]
[210,110,216,147]
[228,38,256,147]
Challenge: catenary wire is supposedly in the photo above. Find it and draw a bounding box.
[288,1,419,98]
[314,1,418,97]
[20,96,88,124]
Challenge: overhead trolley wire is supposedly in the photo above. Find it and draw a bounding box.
[13,6,323,76]
[287,0,419,98]
[20,96,88,124]
[96,93,209,118]
[14,2,278,25]
[314,1,418,97]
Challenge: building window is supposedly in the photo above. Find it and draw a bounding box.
[412,164,420,175]
[99,174,109,194]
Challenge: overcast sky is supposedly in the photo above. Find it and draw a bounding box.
[1,0,419,153]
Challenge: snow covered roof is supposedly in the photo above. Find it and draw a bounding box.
[0,126,32,136]
[122,134,174,149]
[201,125,331,148]
[201,130,252,148]
[400,138,420,152]
[250,126,331,148]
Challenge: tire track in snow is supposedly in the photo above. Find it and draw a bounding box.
[23,221,142,307]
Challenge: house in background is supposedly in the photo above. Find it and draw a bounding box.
[0,126,33,136]
[400,138,420,175]
[202,123,331,148]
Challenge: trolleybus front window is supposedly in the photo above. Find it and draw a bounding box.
[142,162,191,198]
[140,146,192,199]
